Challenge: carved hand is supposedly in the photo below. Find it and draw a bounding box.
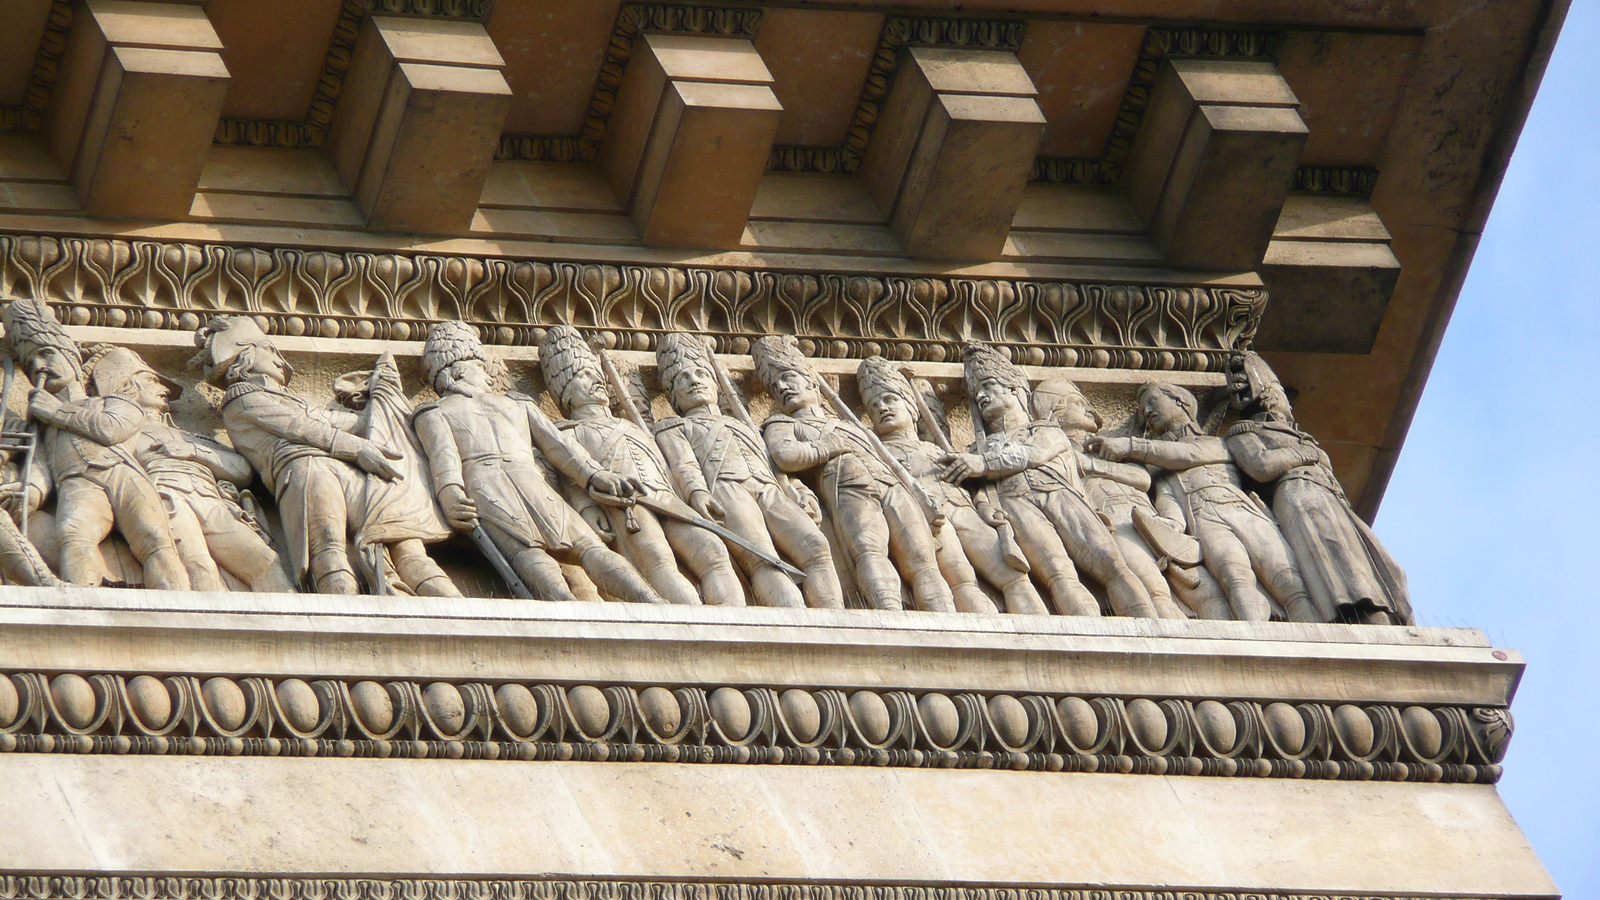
[689,489,725,521]
[439,484,478,531]
[26,389,63,425]
[816,433,855,459]
[792,482,824,524]
[938,452,985,483]
[588,471,646,504]
[1086,435,1132,460]
[0,482,42,518]
[355,440,405,481]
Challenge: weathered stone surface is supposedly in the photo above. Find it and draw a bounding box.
[0,754,1555,898]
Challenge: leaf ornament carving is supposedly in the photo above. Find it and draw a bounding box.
[0,236,1267,370]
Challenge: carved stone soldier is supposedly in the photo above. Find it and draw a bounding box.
[751,335,954,613]
[856,356,1045,615]
[0,301,190,590]
[412,321,662,604]
[940,343,1156,618]
[81,345,293,593]
[1032,378,1212,620]
[1090,382,1316,622]
[1225,351,1411,625]
[538,325,741,607]
[653,333,842,609]
[196,317,455,596]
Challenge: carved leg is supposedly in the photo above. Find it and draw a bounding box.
[832,488,901,611]
[950,507,1045,615]
[288,463,358,595]
[508,545,578,602]
[99,465,190,591]
[1112,525,1188,619]
[1229,511,1317,622]
[1171,564,1231,620]
[573,538,664,604]
[0,507,58,587]
[1047,493,1154,618]
[931,517,996,614]
[166,496,225,592]
[714,484,801,608]
[663,515,745,607]
[193,497,294,592]
[610,507,701,605]
[1194,521,1272,621]
[54,477,117,587]
[760,484,842,609]
[390,539,461,597]
[882,487,956,613]
[1002,498,1098,616]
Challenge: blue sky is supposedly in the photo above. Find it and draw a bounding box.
[1376,0,1600,895]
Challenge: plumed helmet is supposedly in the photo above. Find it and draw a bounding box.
[422,320,487,393]
[193,316,288,386]
[81,344,180,400]
[655,332,716,399]
[961,342,1029,404]
[1225,350,1286,415]
[1031,377,1097,426]
[750,334,812,394]
[1138,381,1198,424]
[1,300,80,373]
[537,325,603,410]
[855,356,915,410]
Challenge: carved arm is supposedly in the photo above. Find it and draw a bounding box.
[1226,432,1322,483]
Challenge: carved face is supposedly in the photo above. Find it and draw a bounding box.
[865,391,914,436]
[668,363,717,412]
[127,369,172,414]
[1141,390,1192,436]
[26,346,79,393]
[449,359,494,396]
[563,366,610,411]
[1050,388,1098,433]
[242,343,291,387]
[973,376,1025,427]
[770,368,819,414]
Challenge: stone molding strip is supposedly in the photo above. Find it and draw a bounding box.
[0,670,1512,783]
[0,877,1523,900]
[0,877,1531,900]
[0,235,1267,369]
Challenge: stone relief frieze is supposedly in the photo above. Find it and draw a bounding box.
[0,669,1512,783]
[0,293,1409,627]
[0,237,1267,368]
[0,876,1525,900]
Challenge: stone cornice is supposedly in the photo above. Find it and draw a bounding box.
[0,234,1266,369]
[0,669,1511,784]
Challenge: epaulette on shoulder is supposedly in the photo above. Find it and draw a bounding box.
[652,415,685,435]
[222,382,265,408]
[1227,420,1260,438]
[507,391,536,403]
[759,413,795,431]
[412,399,440,418]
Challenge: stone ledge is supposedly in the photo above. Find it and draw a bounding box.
[0,587,1518,709]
